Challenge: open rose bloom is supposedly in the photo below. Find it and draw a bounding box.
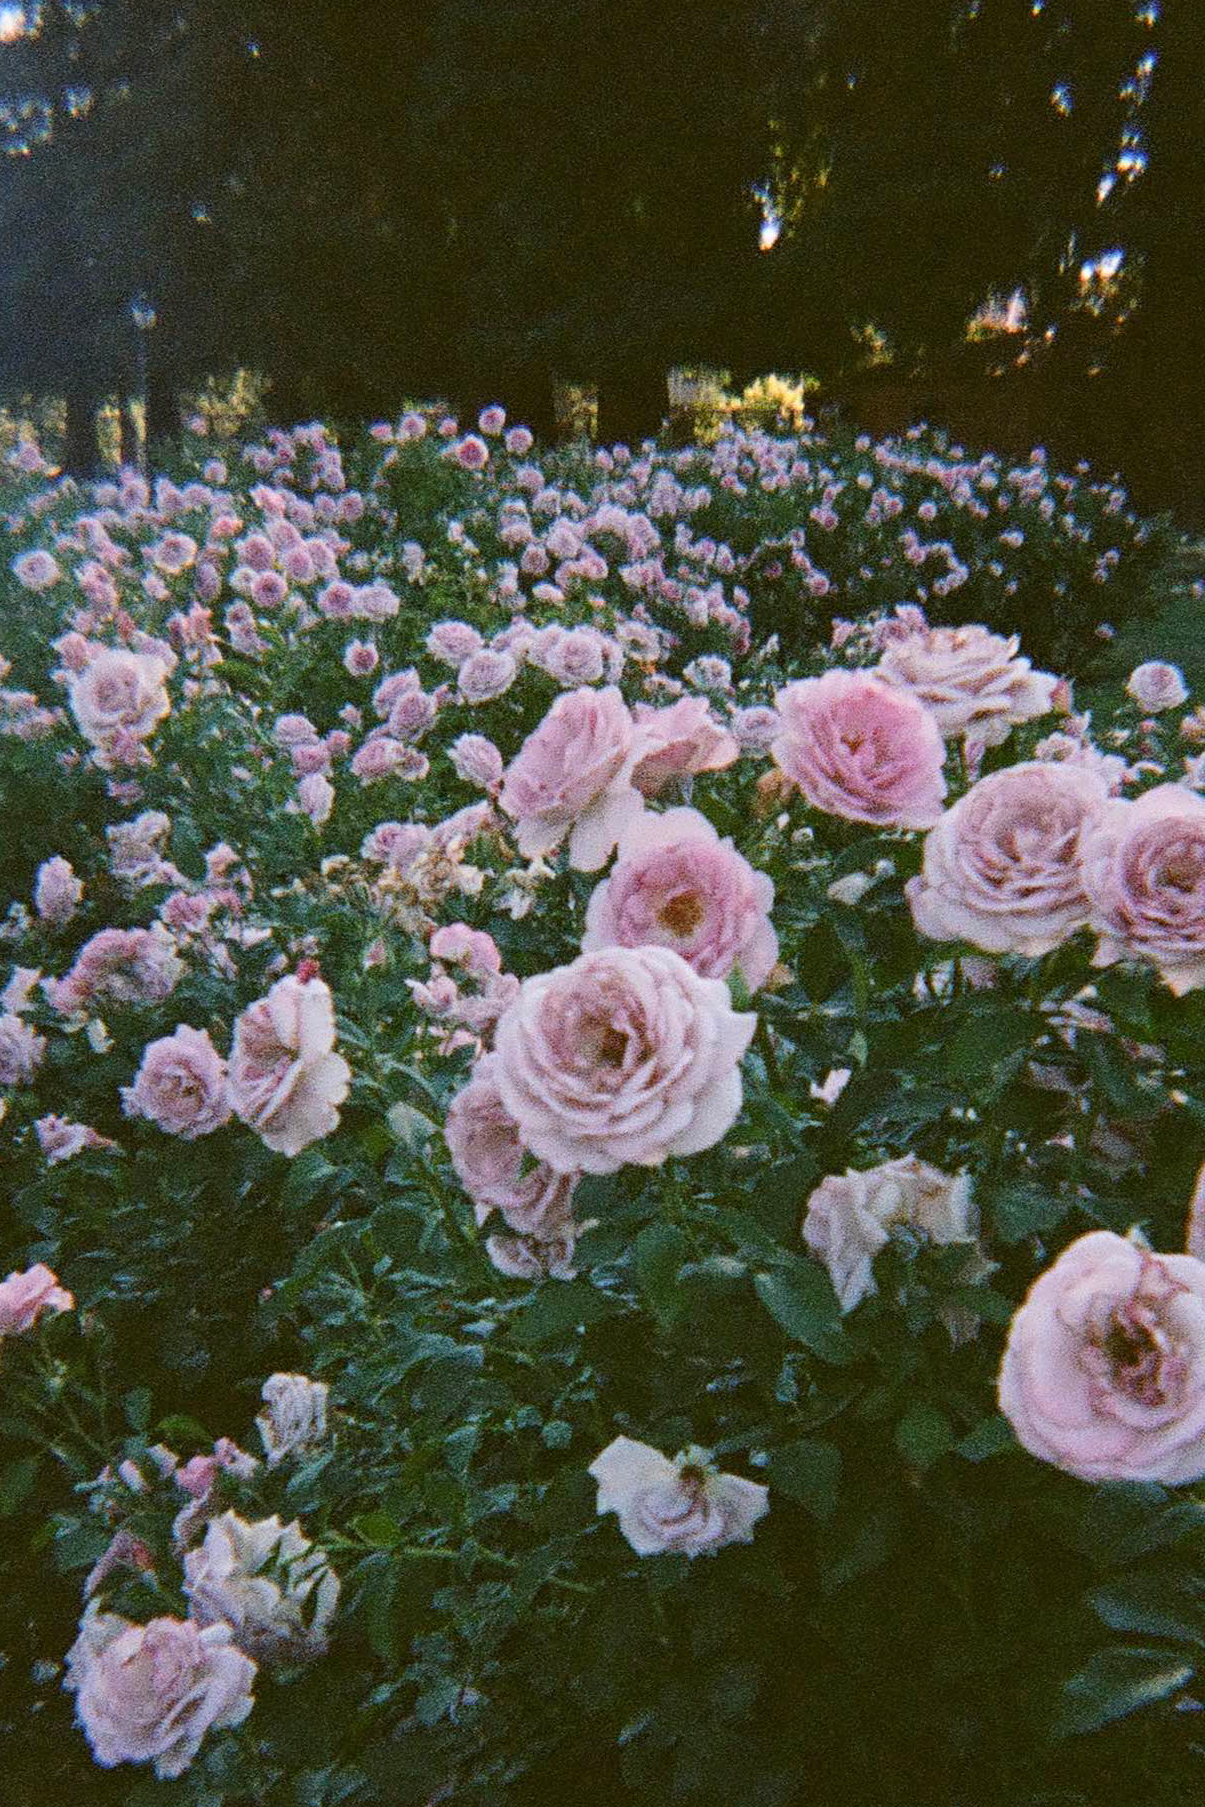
[499,684,645,870]
[493,945,755,1174]
[999,1230,1205,1483]
[589,1436,768,1557]
[802,1155,976,1312]
[874,622,1058,745]
[772,670,947,828]
[228,973,351,1155]
[0,1262,74,1335]
[121,1024,231,1138]
[445,1053,579,1237]
[1081,785,1205,994]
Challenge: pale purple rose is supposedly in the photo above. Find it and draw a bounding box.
[52,928,184,1014]
[493,944,755,1175]
[256,1372,329,1465]
[629,697,740,797]
[445,1054,579,1237]
[772,670,947,829]
[874,622,1059,745]
[343,639,379,678]
[906,761,1109,957]
[12,548,61,590]
[582,806,777,989]
[228,973,351,1156]
[69,649,170,752]
[455,434,489,471]
[426,620,483,668]
[478,405,506,435]
[121,1026,231,1139]
[499,685,645,870]
[729,705,780,753]
[998,1230,1205,1483]
[34,1114,117,1164]
[34,855,83,925]
[458,648,517,704]
[540,626,607,687]
[0,1012,45,1085]
[1081,784,1205,994]
[387,689,438,741]
[0,1262,73,1334]
[589,1437,768,1558]
[296,773,335,825]
[1126,661,1189,713]
[349,734,418,785]
[64,1609,256,1779]
[803,1155,976,1313]
[373,668,421,716]
[504,425,534,456]
[449,733,504,790]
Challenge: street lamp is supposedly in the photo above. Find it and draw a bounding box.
[130,293,157,470]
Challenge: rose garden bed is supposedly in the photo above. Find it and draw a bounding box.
[2,409,1205,1807]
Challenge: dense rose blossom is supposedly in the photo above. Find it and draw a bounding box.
[499,685,645,870]
[53,927,184,1014]
[69,649,170,754]
[803,1155,976,1312]
[445,1055,578,1236]
[121,1026,230,1139]
[182,1511,339,1663]
[589,1437,768,1558]
[426,620,483,667]
[1126,661,1189,713]
[478,405,506,435]
[449,732,503,790]
[772,670,947,828]
[583,807,777,988]
[2,965,41,1014]
[629,696,740,796]
[0,1262,74,1334]
[1081,785,1205,994]
[999,1230,1205,1483]
[493,944,755,1174]
[65,1609,256,1779]
[504,425,534,456]
[906,761,1108,956]
[256,1373,329,1465]
[349,735,417,785]
[458,648,517,703]
[342,639,378,677]
[874,622,1058,745]
[228,973,350,1155]
[0,1011,46,1085]
[728,705,780,752]
[12,548,61,590]
[296,773,335,825]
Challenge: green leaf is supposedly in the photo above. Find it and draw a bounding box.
[1054,1646,1194,1738]
[894,1403,955,1468]
[1090,1570,1205,1648]
[123,1388,151,1434]
[354,1512,404,1549]
[754,1265,851,1364]
[386,1100,437,1153]
[989,1184,1069,1243]
[0,1454,39,1517]
[415,1674,464,1727]
[766,1438,841,1519]
[955,1415,1015,1461]
[283,1146,342,1208]
[817,1505,899,1593]
[945,1009,1034,1082]
[632,1222,689,1332]
[509,1280,620,1346]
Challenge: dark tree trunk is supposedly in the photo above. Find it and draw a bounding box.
[119,399,140,469]
[595,362,666,449]
[62,385,103,480]
[145,372,178,452]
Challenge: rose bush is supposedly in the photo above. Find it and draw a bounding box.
[1,406,1204,1807]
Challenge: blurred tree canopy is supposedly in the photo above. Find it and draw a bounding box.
[0,0,1193,469]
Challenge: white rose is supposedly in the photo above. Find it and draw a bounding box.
[228,972,351,1156]
[1126,661,1189,713]
[183,1511,339,1662]
[802,1154,976,1312]
[256,1372,329,1465]
[588,1436,768,1558]
[875,622,1058,745]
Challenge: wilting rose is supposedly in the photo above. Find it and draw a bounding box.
[256,1372,329,1465]
[588,1437,768,1558]
[1081,785,1205,995]
[493,944,755,1174]
[629,696,739,796]
[484,1227,577,1281]
[68,649,171,751]
[802,1155,975,1312]
[499,685,645,871]
[52,927,183,1014]
[1126,661,1189,713]
[582,806,778,989]
[998,1229,1205,1483]
[64,1608,256,1779]
[0,1262,73,1335]
[121,1026,230,1139]
[228,973,350,1155]
[445,1055,578,1236]
[772,670,946,829]
[874,622,1059,745]
[906,761,1108,956]
[182,1511,339,1663]
[0,1012,45,1086]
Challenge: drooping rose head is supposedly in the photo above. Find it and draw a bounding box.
[906,760,1109,957]
[499,685,645,870]
[630,696,740,797]
[228,974,350,1156]
[0,1262,73,1335]
[493,944,755,1174]
[69,649,170,751]
[1082,785,1205,995]
[874,622,1059,746]
[64,1609,256,1778]
[582,807,778,989]
[999,1230,1205,1483]
[588,1437,768,1558]
[444,1054,578,1238]
[802,1155,975,1312]
[121,1025,231,1139]
[772,670,947,829]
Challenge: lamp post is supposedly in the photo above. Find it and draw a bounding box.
[129,293,157,470]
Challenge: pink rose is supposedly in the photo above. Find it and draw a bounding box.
[53,928,183,1014]
[874,623,1058,745]
[999,1230,1205,1483]
[228,973,351,1156]
[630,697,740,796]
[445,1054,579,1236]
[65,1609,256,1778]
[457,648,516,704]
[121,1026,231,1139]
[12,548,61,591]
[906,761,1108,956]
[588,1437,768,1558]
[0,1011,46,1085]
[802,1156,975,1313]
[69,649,170,753]
[582,806,777,989]
[425,620,483,668]
[1126,661,1189,713]
[499,685,645,870]
[493,945,755,1174]
[1081,785,1205,994]
[350,735,421,785]
[449,733,503,790]
[34,1115,117,1164]
[0,1262,73,1334]
[772,670,947,829]
[34,855,83,925]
